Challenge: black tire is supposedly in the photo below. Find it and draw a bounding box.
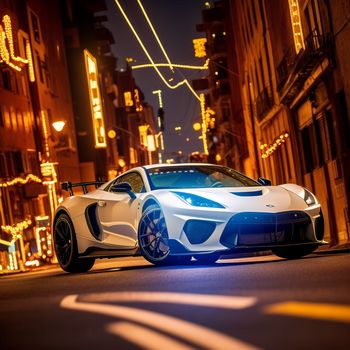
[53,213,95,273]
[272,245,318,259]
[138,204,178,265]
[194,253,221,264]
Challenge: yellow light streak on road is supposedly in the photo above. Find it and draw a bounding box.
[264,301,350,324]
[114,0,200,101]
[137,0,174,72]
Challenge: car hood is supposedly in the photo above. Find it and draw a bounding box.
[155,186,308,212]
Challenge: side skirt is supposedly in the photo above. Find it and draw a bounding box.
[79,246,140,259]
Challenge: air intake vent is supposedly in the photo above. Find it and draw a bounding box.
[231,190,262,197]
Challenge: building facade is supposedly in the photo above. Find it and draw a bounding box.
[196,2,249,172]
[229,0,350,245]
[0,0,81,272]
[61,0,158,181]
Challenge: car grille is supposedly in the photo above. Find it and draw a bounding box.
[220,211,312,248]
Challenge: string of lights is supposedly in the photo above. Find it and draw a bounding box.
[114,0,201,101]
[260,132,289,159]
[0,174,42,188]
[0,15,35,78]
[200,93,209,155]
[132,60,209,71]
[136,0,174,72]
[1,218,32,235]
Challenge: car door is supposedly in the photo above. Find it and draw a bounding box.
[96,172,144,248]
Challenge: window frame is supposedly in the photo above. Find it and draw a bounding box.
[105,171,146,194]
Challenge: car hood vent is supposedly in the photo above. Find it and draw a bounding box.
[231,190,263,197]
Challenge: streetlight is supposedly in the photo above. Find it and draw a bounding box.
[52,120,66,132]
[193,122,201,131]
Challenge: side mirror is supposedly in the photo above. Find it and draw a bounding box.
[257,177,272,186]
[110,182,136,199]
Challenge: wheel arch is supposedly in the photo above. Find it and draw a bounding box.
[52,208,71,230]
[142,197,160,213]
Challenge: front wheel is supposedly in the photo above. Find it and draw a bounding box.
[138,204,176,265]
[53,213,95,273]
[272,245,318,259]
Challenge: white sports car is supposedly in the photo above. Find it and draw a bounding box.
[53,163,326,272]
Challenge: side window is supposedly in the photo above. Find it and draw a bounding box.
[113,172,145,193]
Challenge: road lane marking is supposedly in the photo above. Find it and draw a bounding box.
[264,301,350,323]
[107,321,195,350]
[82,291,257,310]
[61,294,260,350]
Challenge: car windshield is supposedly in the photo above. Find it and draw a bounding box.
[147,165,260,189]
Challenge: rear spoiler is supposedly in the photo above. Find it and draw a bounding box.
[61,181,105,196]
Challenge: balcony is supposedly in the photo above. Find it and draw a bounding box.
[255,87,274,121]
[276,30,333,105]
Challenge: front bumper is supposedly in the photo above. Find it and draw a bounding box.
[166,207,324,255]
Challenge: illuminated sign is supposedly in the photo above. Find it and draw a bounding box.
[147,135,156,152]
[84,49,107,148]
[193,38,207,58]
[138,125,148,147]
[200,93,208,155]
[124,91,134,107]
[134,89,143,111]
[0,15,35,81]
[288,0,305,54]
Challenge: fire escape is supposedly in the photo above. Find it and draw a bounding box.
[276,30,333,105]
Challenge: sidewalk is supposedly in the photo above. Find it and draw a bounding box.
[0,263,59,277]
[315,242,350,254]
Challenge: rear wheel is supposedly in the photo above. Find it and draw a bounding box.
[54,213,95,273]
[138,205,178,265]
[194,253,221,264]
[272,245,317,259]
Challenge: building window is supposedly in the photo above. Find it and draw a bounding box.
[304,0,322,36]
[16,110,24,130]
[0,153,7,177]
[301,125,316,173]
[30,11,41,43]
[337,90,350,149]
[13,151,24,174]
[259,56,265,89]
[1,70,11,91]
[36,51,44,83]
[43,55,51,89]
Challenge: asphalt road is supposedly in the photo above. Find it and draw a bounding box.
[1,251,349,350]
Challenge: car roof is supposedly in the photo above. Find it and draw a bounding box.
[143,163,216,170]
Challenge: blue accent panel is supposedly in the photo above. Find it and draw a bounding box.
[231,190,262,197]
[220,211,312,248]
[85,202,102,241]
[183,220,216,244]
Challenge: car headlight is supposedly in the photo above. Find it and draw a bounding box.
[172,191,225,208]
[304,188,316,206]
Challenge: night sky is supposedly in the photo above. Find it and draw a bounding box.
[103,0,208,159]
